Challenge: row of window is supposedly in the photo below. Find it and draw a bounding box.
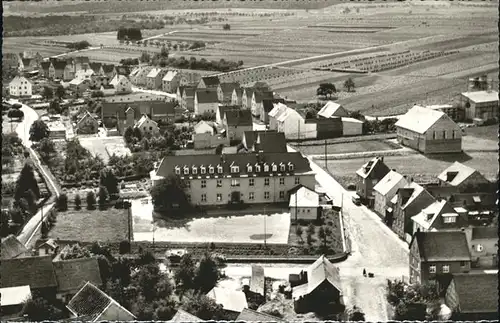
[432,130,458,140]
[189,177,300,188]
[192,190,287,202]
[428,261,467,274]
[175,162,295,175]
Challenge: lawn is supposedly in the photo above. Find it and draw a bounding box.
[465,124,499,141]
[48,207,129,243]
[131,198,291,244]
[293,140,399,156]
[320,151,499,189]
[78,136,130,164]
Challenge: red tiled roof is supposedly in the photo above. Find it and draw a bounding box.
[67,282,111,321]
[414,231,471,262]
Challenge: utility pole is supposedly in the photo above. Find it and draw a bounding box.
[297,119,300,146]
[264,204,267,248]
[324,139,327,168]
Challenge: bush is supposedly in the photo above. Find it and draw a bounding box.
[119,240,131,254]
[86,191,96,210]
[56,193,68,211]
[74,194,81,210]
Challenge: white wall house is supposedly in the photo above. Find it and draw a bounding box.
[268,102,288,131]
[9,76,32,97]
[277,107,316,140]
[289,186,320,222]
[134,114,160,136]
[110,75,132,94]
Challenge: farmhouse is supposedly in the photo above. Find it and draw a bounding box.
[391,182,435,241]
[72,57,90,72]
[290,255,343,314]
[0,285,32,317]
[181,87,196,112]
[223,109,253,142]
[395,105,462,154]
[75,110,99,134]
[110,75,133,94]
[409,231,471,288]
[251,89,273,118]
[9,76,32,97]
[146,68,167,90]
[277,107,317,140]
[198,76,220,89]
[444,273,498,320]
[69,78,90,95]
[231,87,244,106]
[162,70,180,93]
[1,235,31,260]
[355,156,390,205]
[217,105,239,124]
[410,199,466,236]
[253,131,288,153]
[111,101,176,134]
[102,64,117,79]
[192,120,228,149]
[150,152,316,206]
[462,226,498,269]
[426,104,461,122]
[194,89,219,115]
[129,66,153,86]
[260,98,285,124]
[289,185,320,222]
[133,114,160,136]
[268,102,288,131]
[52,257,102,303]
[67,282,136,321]
[461,90,499,122]
[437,162,490,193]
[317,101,349,119]
[373,170,407,218]
[218,82,241,104]
[342,117,363,136]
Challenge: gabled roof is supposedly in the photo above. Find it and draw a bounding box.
[277,107,302,123]
[437,162,483,186]
[194,120,216,134]
[73,56,90,64]
[169,309,204,322]
[232,87,243,96]
[147,68,163,78]
[413,231,471,262]
[318,101,348,118]
[356,156,385,179]
[218,105,239,120]
[183,87,196,97]
[411,200,451,230]
[196,89,218,104]
[236,308,284,321]
[244,87,255,100]
[53,60,67,70]
[395,105,449,134]
[200,76,220,87]
[134,114,158,129]
[110,74,129,86]
[250,265,265,296]
[40,61,51,70]
[373,170,407,196]
[268,102,288,118]
[162,70,178,82]
[89,62,103,74]
[294,255,341,298]
[242,130,268,149]
[206,287,248,313]
[102,64,115,73]
[471,227,497,240]
[255,131,287,153]
[253,90,273,103]
[461,90,499,103]
[52,257,102,293]
[67,282,136,321]
[225,109,252,126]
[1,255,57,289]
[219,82,240,95]
[0,285,32,307]
[38,238,58,249]
[262,98,285,113]
[1,235,29,260]
[398,182,431,210]
[22,58,32,66]
[450,273,498,313]
[289,186,319,208]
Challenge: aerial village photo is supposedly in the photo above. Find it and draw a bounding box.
[1,0,498,321]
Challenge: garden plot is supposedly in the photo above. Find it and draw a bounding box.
[78,136,130,164]
[131,198,291,244]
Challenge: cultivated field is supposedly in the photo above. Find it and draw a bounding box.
[293,140,400,156]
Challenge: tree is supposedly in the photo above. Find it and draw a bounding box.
[22,293,63,321]
[56,193,68,211]
[42,86,53,100]
[29,120,50,142]
[215,144,224,155]
[181,292,225,320]
[140,52,151,63]
[100,168,119,196]
[132,127,143,141]
[153,298,177,321]
[74,194,82,210]
[175,253,196,290]
[55,85,65,99]
[194,253,220,293]
[150,175,189,214]
[98,186,109,209]
[38,138,56,165]
[48,99,61,115]
[346,306,365,321]
[160,46,169,58]
[318,225,330,248]
[86,191,97,210]
[8,108,24,120]
[317,83,336,98]
[15,162,40,201]
[124,126,134,144]
[344,77,355,92]
[91,90,104,98]
[222,23,231,30]
[305,108,317,119]
[295,225,303,241]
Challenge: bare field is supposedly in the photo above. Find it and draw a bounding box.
[293,140,399,156]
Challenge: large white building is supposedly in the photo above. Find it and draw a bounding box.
[9,76,32,97]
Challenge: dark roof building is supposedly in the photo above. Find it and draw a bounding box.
[225,109,252,126]
[250,265,265,297]
[242,130,269,150]
[1,256,57,290]
[169,309,204,322]
[236,308,283,321]
[102,64,115,74]
[196,89,219,104]
[89,62,103,73]
[199,76,220,88]
[52,257,102,294]
[53,61,67,71]
[1,235,30,260]
[413,231,471,262]
[255,131,287,153]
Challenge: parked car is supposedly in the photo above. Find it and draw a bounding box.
[352,193,361,206]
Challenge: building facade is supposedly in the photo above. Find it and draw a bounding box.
[461,91,499,121]
[9,76,32,97]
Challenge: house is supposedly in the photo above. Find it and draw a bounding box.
[437,162,491,193]
[151,152,316,206]
[217,82,240,104]
[192,121,228,149]
[53,257,103,303]
[410,199,467,235]
[52,61,67,79]
[100,84,116,96]
[146,68,167,90]
[40,61,51,78]
[1,255,58,295]
[179,72,202,87]
[110,75,132,94]
[409,231,471,287]
[395,105,462,154]
[342,117,363,136]
[115,65,131,76]
[268,102,288,131]
[67,282,136,321]
[206,287,248,317]
[236,308,283,321]
[69,78,90,95]
[231,87,244,106]
[445,273,498,320]
[223,109,253,142]
[90,75,111,89]
[1,235,31,260]
[253,131,288,153]
[63,62,76,81]
[89,62,104,76]
[176,85,185,101]
[260,98,285,124]
[194,89,219,115]
[162,70,180,93]
[169,309,204,322]
[181,87,196,112]
[277,107,316,140]
[20,58,39,71]
[134,114,160,136]
[426,104,461,122]
[9,76,32,97]
[129,66,153,86]
[217,105,239,124]
[242,88,254,110]
[72,57,90,72]
[102,64,117,79]
[461,90,499,121]
[0,285,32,316]
[462,226,498,268]
[313,117,343,139]
[36,239,59,257]
[101,94,175,122]
[291,255,343,314]
[241,130,269,151]
[198,76,220,89]
[391,181,435,241]
[2,53,22,70]
[289,185,320,222]
[251,89,273,117]
[355,156,390,205]
[75,111,99,134]
[373,170,408,218]
[317,101,349,119]
[249,265,265,297]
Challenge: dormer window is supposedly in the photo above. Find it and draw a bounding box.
[288,163,294,171]
[231,165,239,173]
[183,167,189,175]
[200,166,206,174]
[175,166,180,175]
[264,164,269,172]
[217,165,223,174]
[280,163,286,172]
[209,166,214,174]
[255,164,261,172]
[247,164,253,173]
[192,166,197,175]
[272,164,277,172]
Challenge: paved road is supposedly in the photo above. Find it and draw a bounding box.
[131,86,177,100]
